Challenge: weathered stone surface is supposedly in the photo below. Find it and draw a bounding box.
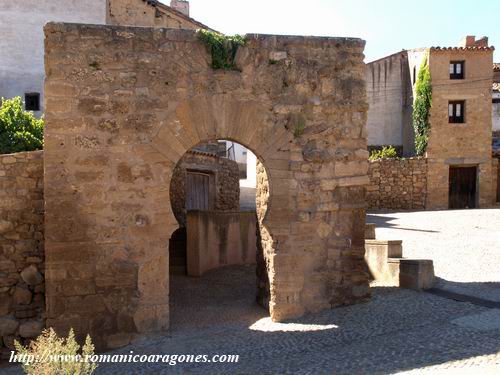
[44,23,370,349]
[18,321,43,338]
[20,265,44,286]
[13,286,32,305]
[0,318,19,336]
[0,151,45,353]
[367,158,427,210]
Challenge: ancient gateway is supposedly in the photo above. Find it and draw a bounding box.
[44,23,370,349]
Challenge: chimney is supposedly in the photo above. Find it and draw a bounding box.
[170,0,189,17]
[459,35,476,47]
[459,35,489,48]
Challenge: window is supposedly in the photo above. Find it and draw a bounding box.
[25,93,40,111]
[449,101,465,123]
[449,61,465,79]
[413,66,416,84]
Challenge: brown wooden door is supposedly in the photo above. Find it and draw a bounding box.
[449,166,477,209]
[186,172,210,211]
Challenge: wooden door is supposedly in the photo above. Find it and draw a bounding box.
[449,166,477,209]
[186,172,210,211]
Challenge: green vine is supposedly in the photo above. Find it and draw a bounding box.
[412,54,432,156]
[198,30,245,70]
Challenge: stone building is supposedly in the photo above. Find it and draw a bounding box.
[365,52,414,156]
[493,63,500,133]
[366,36,496,209]
[0,0,207,115]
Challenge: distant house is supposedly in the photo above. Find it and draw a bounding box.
[366,36,496,209]
[0,0,210,116]
[493,63,500,135]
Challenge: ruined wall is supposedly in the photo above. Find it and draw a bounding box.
[426,49,494,209]
[107,0,205,29]
[0,151,44,358]
[44,23,370,349]
[366,158,427,210]
[170,150,240,227]
[365,52,414,156]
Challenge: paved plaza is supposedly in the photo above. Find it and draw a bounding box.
[368,208,500,302]
[2,209,500,374]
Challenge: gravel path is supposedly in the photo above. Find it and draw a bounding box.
[368,208,500,302]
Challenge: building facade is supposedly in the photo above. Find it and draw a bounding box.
[366,36,495,209]
[494,63,500,133]
[0,0,204,116]
[365,52,414,156]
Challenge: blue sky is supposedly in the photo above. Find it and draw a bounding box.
[177,0,499,62]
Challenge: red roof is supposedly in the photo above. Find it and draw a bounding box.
[430,46,494,52]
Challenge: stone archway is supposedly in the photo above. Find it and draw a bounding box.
[44,23,370,349]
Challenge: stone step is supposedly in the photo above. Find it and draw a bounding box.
[388,258,435,290]
[365,239,434,290]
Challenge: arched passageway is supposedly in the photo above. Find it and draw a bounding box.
[43,23,370,349]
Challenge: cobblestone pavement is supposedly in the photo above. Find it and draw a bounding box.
[5,265,499,374]
[368,208,500,302]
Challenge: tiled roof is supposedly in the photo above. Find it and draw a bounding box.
[430,46,495,52]
[140,0,214,31]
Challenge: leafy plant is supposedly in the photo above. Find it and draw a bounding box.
[412,54,432,156]
[14,328,97,375]
[198,30,245,70]
[369,145,398,160]
[0,97,44,154]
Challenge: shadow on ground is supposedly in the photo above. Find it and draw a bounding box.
[94,266,500,374]
[367,212,440,233]
[2,266,499,374]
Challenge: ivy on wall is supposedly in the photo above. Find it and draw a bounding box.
[198,30,245,70]
[412,54,432,156]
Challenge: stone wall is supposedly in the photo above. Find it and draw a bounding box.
[0,151,44,358]
[367,158,427,210]
[170,150,240,227]
[186,211,256,277]
[44,23,370,349]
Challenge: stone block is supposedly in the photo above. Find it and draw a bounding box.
[20,265,44,286]
[0,318,19,336]
[13,286,32,305]
[19,321,43,338]
[398,259,435,290]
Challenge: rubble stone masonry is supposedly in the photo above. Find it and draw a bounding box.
[170,150,240,227]
[44,23,370,349]
[367,158,427,210]
[0,151,44,358]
